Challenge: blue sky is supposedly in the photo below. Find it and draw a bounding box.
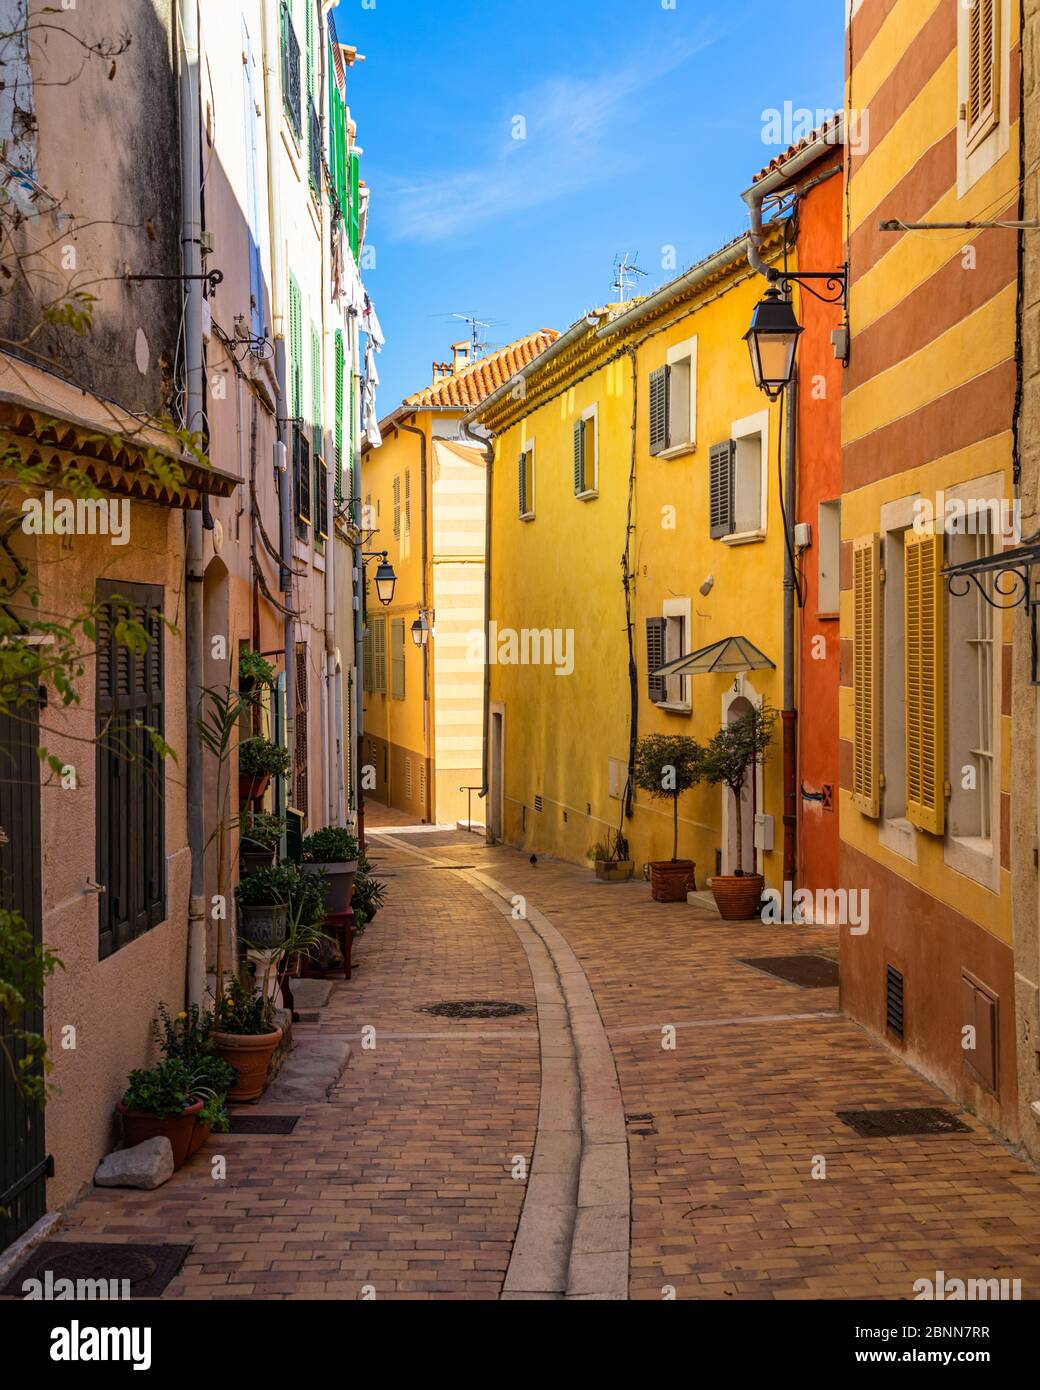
[339,0,845,409]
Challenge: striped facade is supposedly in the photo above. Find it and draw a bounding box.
[841,0,1021,1141]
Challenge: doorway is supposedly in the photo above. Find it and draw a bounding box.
[723,694,757,875]
[488,707,504,842]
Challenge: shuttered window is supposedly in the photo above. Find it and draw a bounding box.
[96,581,165,960]
[333,328,345,501]
[966,0,1000,152]
[404,470,411,538]
[573,412,597,497]
[519,444,534,518]
[393,475,401,538]
[646,617,666,704]
[649,365,670,455]
[709,440,735,538]
[315,454,329,539]
[362,622,374,691]
[372,616,387,693]
[288,274,303,419]
[390,618,406,700]
[905,529,945,835]
[293,423,311,526]
[294,641,308,819]
[852,535,881,818]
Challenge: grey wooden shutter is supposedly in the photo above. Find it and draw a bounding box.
[573,421,585,494]
[518,452,527,515]
[649,366,670,455]
[709,440,735,538]
[646,617,667,703]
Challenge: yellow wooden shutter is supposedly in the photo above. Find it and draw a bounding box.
[966,0,1000,152]
[905,529,945,835]
[852,535,881,817]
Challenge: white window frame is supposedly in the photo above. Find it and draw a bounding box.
[943,472,1003,892]
[722,408,769,545]
[519,440,535,521]
[659,596,692,714]
[817,499,841,618]
[576,404,599,500]
[658,335,698,459]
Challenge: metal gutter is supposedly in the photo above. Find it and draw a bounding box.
[463,314,603,429]
[597,236,752,339]
[742,115,845,278]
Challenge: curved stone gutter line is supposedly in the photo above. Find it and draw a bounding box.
[368,832,630,1300]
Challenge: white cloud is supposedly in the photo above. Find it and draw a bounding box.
[381,26,718,245]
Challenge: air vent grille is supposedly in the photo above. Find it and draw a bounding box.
[886,964,904,1038]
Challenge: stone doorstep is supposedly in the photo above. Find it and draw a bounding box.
[260,1039,353,1106]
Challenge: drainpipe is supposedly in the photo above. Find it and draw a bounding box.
[397,418,431,818]
[325,422,337,825]
[179,0,207,1007]
[352,315,365,846]
[460,417,494,820]
[261,0,295,790]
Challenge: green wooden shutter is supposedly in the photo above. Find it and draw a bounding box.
[310,324,321,431]
[646,618,666,704]
[349,152,360,257]
[288,275,302,419]
[649,366,670,455]
[709,440,735,538]
[334,329,344,500]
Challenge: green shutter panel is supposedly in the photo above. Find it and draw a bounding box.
[288,276,302,418]
[333,329,344,501]
[573,421,585,495]
[305,0,315,102]
[709,440,735,538]
[646,618,666,703]
[311,324,321,431]
[649,366,670,455]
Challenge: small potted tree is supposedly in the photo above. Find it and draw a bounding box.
[238,736,291,802]
[239,811,285,873]
[588,828,634,882]
[301,825,359,914]
[634,734,702,902]
[234,864,300,948]
[701,704,777,920]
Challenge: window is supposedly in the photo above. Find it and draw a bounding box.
[904,529,945,836]
[242,22,264,339]
[371,616,387,693]
[390,618,406,700]
[709,441,735,538]
[294,641,309,819]
[404,470,411,539]
[882,525,908,824]
[292,422,311,527]
[965,0,1000,153]
[733,434,763,534]
[662,598,691,710]
[853,535,881,818]
[96,582,165,960]
[720,410,768,541]
[333,329,345,502]
[362,625,374,692]
[646,617,666,703]
[280,0,301,140]
[393,475,401,538]
[817,500,841,616]
[519,442,534,519]
[649,338,697,456]
[947,530,996,848]
[315,454,329,540]
[573,406,598,498]
[288,274,303,419]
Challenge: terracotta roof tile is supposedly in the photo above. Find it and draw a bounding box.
[752,114,844,184]
[404,329,559,409]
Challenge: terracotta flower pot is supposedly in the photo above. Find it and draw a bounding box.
[595,859,634,883]
[239,771,272,802]
[210,1026,283,1102]
[711,873,765,921]
[187,1118,213,1160]
[649,859,696,902]
[116,1098,203,1171]
[302,859,357,914]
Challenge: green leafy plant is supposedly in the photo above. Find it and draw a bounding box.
[123,1055,231,1130]
[289,866,330,926]
[301,825,359,863]
[149,1003,234,1130]
[0,908,63,1106]
[240,811,286,852]
[700,705,778,876]
[233,903,335,1030]
[213,974,271,1036]
[633,734,704,862]
[238,650,277,689]
[588,829,630,863]
[350,853,385,923]
[239,736,291,779]
[235,864,300,908]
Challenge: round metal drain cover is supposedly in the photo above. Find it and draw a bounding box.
[420,1000,528,1019]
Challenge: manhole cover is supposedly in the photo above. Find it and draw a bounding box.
[740,955,839,988]
[1,1242,191,1298]
[228,1114,300,1134]
[419,1000,528,1019]
[837,1107,971,1138]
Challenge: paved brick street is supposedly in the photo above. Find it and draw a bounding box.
[49,828,1040,1300]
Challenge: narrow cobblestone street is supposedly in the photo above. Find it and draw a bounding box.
[48,828,1040,1301]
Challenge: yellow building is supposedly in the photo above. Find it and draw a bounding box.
[360,331,556,825]
[841,0,1021,1141]
[468,230,794,889]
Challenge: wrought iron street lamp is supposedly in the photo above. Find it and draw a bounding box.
[411,611,430,648]
[362,550,397,606]
[744,264,849,399]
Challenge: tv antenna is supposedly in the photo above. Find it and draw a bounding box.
[449,312,499,360]
[612,252,647,303]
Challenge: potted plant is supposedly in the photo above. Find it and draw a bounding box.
[117,1056,229,1170]
[351,853,385,925]
[151,1003,234,1158]
[238,736,291,802]
[234,864,300,948]
[240,811,285,873]
[701,704,777,920]
[301,825,359,914]
[589,828,634,883]
[209,975,283,1103]
[634,734,702,902]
